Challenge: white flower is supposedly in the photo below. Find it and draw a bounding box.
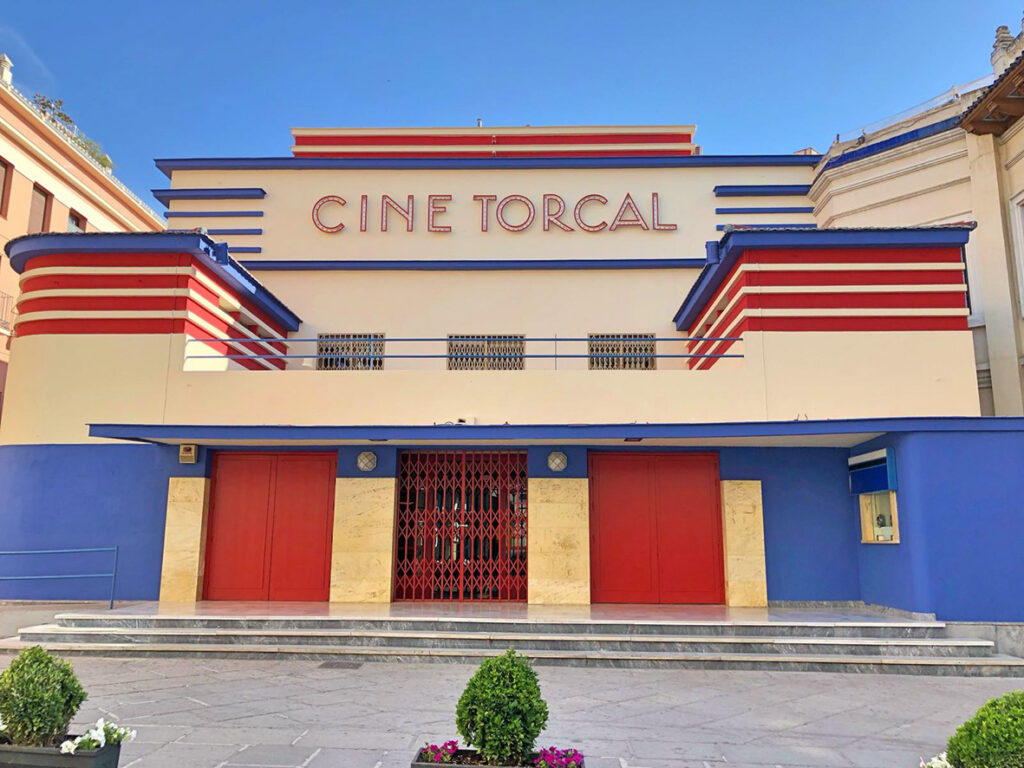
[920,754,952,768]
[60,740,78,755]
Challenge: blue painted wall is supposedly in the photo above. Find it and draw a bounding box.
[853,431,1024,621]
[0,443,200,601]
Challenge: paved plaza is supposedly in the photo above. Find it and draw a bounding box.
[0,651,1019,768]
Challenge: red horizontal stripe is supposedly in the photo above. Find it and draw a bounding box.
[23,253,191,270]
[15,318,184,337]
[748,247,964,265]
[746,292,967,310]
[742,270,965,286]
[293,148,694,158]
[293,132,693,147]
[18,296,181,313]
[21,274,185,292]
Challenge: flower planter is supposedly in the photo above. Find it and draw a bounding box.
[411,749,584,767]
[0,742,121,768]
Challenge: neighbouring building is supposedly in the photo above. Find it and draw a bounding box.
[2,24,1024,625]
[0,54,163,416]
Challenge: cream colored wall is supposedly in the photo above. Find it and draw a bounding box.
[0,325,980,445]
[527,477,590,605]
[330,477,396,602]
[158,477,210,602]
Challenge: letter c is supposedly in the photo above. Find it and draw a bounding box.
[573,194,608,232]
[312,195,346,233]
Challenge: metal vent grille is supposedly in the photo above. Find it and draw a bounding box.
[588,333,657,370]
[447,335,525,370]
[317,333,384,370]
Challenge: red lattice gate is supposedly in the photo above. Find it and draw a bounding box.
[394,451,528,601]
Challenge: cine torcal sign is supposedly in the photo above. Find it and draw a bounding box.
[311,192,677,234]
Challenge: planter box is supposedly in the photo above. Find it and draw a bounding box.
[0,742,120,768]
[411,749,584,767]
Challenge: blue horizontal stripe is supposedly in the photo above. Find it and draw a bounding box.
[165,211,264,218]
[206,228,263,236]
[238,258,705,271]
[227,246,262,254]
[87,416,1024,444]
[713,185,811,197]
[715,207,815,214]
[716,223,817,231]
[823,117,960,171]
[152,188,266,206]
[155,154,822,177]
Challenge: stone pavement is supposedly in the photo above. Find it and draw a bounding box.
[0,653,1020,768]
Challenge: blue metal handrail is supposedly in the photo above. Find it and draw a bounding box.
[0,547,119,609]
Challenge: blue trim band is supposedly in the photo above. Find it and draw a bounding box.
[165,211,264,218]
[715,207,815,214]
[3,232,300,331]
[227,247,263,254]
[822,117,961,171]
[715,223,816,231]
[152,188,267,206]
[87,416,1024,443]
[713,185,811,197]
[207,229,263,236]
[155,155,822,178]
[238,258,705,271]
[672,226,974,329]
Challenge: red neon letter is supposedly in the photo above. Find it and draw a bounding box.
[473,194,498,232]
[542,194,573,232]
[496,195,536,232]
[427,194,453,233]
[573,194,608,232]
[312,195,346,233]
[609,193,649,231]
[651,192,677,231]
[381,194,414,232]
[360,194,368,232]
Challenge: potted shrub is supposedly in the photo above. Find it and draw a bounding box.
[412,649,584,767]
[943,689,1024,768]
[0,646,135,767]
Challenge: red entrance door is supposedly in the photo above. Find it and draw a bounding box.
[203,452,336,601]
[589,453,724,604]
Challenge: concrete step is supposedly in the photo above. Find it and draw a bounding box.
[53,613,950,639]
[1,637,1021,676]
[15,624,996,658]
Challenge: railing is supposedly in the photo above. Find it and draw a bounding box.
[0,547,120,609]
[184,335,743,370]
[0,290,13,333]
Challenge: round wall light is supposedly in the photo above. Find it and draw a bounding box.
[547,451,568,472]
[356,451,378,472]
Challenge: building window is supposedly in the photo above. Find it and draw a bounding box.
[28,184,53,234]
[0,157,11,219]
[317,333,384,370]
[448,335,525,370]
[67,210,86,232]
[859,490,899,544]
[588,333,657,370]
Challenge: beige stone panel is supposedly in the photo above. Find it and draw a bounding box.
[330,477,396,603]
[158,477,210,602]
[721,480,767,608]
[527,477,590,605]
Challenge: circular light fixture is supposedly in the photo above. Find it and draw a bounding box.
[356,451,378,472]
[547,451,568,472]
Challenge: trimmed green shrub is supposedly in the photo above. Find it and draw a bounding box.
[947,690,1024,768]
[0,646,87,747]
[456,648,549,766]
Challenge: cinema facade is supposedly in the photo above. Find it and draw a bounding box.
[1,114,1024,625]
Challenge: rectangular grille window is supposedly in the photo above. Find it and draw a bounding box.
[317,333,384,370]
[447,335,525,370]
[588,333,657,370]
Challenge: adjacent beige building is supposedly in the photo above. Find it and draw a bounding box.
[0,53,163,417]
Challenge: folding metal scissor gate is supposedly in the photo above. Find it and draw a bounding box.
[393,451,528,601]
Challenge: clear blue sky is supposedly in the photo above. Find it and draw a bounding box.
[0,0,1018,206]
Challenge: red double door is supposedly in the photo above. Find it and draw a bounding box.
[589,453,724,604]
[203,452,336,601]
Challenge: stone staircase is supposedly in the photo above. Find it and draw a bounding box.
[3,611,1023,675]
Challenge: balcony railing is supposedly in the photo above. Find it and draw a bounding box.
[184,335,742,371]
[0,290,14,333]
